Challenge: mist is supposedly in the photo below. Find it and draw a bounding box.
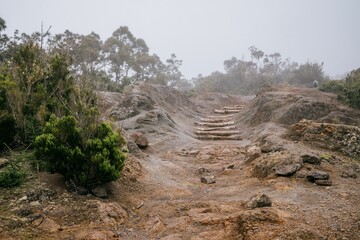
[1,0,359,79]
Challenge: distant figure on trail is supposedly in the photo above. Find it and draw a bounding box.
[313,80,319,88]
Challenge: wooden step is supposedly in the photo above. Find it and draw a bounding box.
[214,109,240,114]
[196,135,242,140]
[200,117,234,123]
[195,130,240,136]
[194,121,235,127]
[207,114,235,119]
[195,126,236,131]
[223,106,242,110]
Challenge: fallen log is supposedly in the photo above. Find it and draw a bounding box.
[214,109,240,114]
[194,121,235,127]
[195,126,236,131]
[196,135,242,140]
[195,130,240,136]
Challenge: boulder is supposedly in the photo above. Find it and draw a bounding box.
[274,163,302,176]
[314,180,332,186]
[301,154,321,165]
[130,132,149,149]
[200,176,216,184]
[306,171,329,182]
[246,193,272,209]
[91,186,107,198]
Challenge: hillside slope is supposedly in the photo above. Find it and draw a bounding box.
[1,83,359,240]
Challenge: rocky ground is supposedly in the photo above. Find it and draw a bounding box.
[1,83,360,239]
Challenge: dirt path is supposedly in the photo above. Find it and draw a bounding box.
[1,85,359,240]
[104,93,358,240]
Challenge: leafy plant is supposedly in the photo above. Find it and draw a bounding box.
[321,68,360,109]
[0,168,25,188]
[0,151,29,188]
[34,115,126,188]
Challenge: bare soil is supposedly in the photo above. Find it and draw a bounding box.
[1,83,360,240]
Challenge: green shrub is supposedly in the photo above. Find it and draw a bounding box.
[0,167,25,188]
[320,68,360,109]
[34,115,126,188]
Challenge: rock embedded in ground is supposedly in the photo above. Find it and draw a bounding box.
[341,170,358,179]
[301,154,321,165]
[136,111,158,125]
[314,180,333,186]
[197,167,211,175]
[246,146,262,162]
[274,163,302,176]
[246,193,272,209]
[130,132,149,149]
[306,171,329,182]
[91,186,107,198]
[200,176,216,184]
[76,187,89,195]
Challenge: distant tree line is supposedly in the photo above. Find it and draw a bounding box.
[47,27,183,91]
[192,46,327,95]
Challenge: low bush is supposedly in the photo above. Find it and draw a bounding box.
[34,115,126,188]
[0,167,25,188]
[320,68,360,109]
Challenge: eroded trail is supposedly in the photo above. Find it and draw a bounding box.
[109,86,360,240]
[2,84,359,240]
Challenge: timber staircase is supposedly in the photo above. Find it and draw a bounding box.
[194,105,243,140]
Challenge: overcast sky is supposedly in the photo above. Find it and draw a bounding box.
[1,0,359,79]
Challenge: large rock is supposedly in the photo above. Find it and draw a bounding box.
[274,163,302,176]
[306,170,329,182]
[109,94,154,120]
[200,176,216,184]
[301,154,321,165]
[91,186,107,198]
[314,180,332,186]
[246,194,272,209]
[130,132,149,149]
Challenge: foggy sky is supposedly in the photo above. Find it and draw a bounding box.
[1,0,359,79]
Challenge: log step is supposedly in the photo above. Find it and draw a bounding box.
[194,121,235,127]
[196,135,242,140]
[195,130,240,136]
[200,117,234,123]
[207,114,235,119]
[214,109,240,114]
[223,106,242,110]
[195,126,236,131]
